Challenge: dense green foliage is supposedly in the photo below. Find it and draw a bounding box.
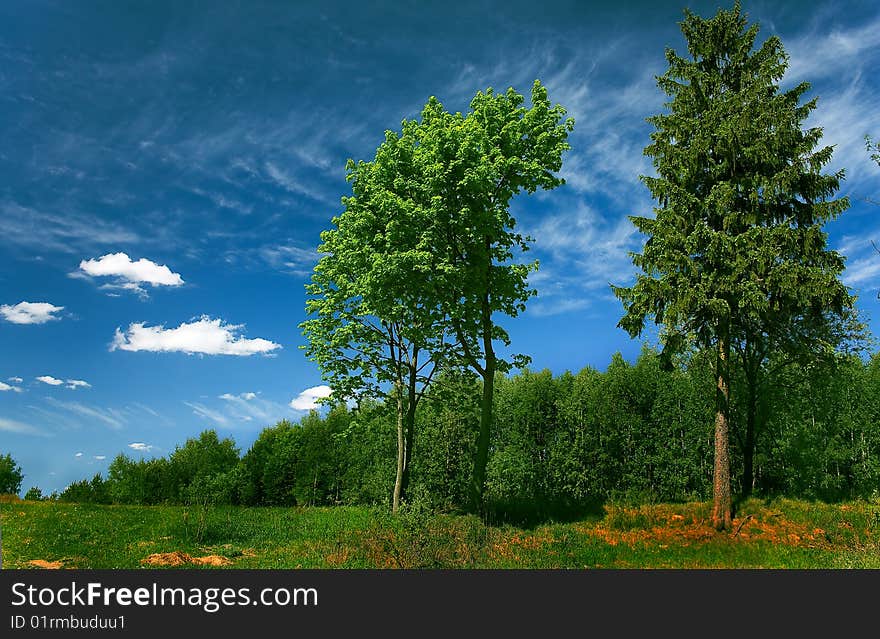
[0,452,24,495]
[55,349,880,517]
[302,80,574,513]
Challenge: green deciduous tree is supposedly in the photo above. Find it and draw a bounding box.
[303,80,572,514]
[613,2,852,530]
[419,80,574,512]
[301,120,452,513]
[0,453,24,495]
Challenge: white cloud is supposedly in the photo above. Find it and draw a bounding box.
[78,252,184,295]
[9,377,23,383]
[128,442,154,452]
[220,391,257,401]
[111,316,282,356]
[290,385,332,411]
[0,381,22,392]
[74,452,83,457]
[37,376,90,390]
[0,302,64,324]
[0,417,47,436]
[94,455,106,461]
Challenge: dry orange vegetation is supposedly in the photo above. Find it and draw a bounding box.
[141,551,232,567]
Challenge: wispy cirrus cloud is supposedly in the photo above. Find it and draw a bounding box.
[111,316,281,356]
[184,401,231,427]
[523,202,641,317]
[1,301,64,325]
[0,201,139,255]
[44,397,125,429]
[0,417,49,437]
[782,12,880,190]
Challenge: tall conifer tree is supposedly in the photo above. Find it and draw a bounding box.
[614,2,852,529]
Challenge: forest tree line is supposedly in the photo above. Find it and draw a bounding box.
[48,347,880,521]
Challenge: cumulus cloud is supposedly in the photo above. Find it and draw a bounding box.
[9,377,23,383]
[128,442,154,452]
[36,376,91,390]
[94,455,106,461]
[220,391,257,401]
[78,252,184,296]
[111,316,281,356]
[290,385,332,411]
[0,381,22,392]
[0,302,64,324]
[74,452,83,457]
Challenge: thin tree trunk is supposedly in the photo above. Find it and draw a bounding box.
[713,326,732,531]
[470,356,495,514]
[400,367,418,502]
[392,385,405,514]
[470,290,496,515]
[742,382,756,499]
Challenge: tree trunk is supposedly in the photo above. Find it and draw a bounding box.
[741,377,757,500]
[470,293,496,515]
[712,327,732,531]
[470,357,495,514]
[392,386,405,514]
[400,368,418,503]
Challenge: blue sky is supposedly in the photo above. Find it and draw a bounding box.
[2,0,879,494]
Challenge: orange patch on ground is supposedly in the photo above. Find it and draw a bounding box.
[26,559,63,569]
[578,507,836,550]
[325,548,351,566]
[191,555,232,566]
[141,551,192,566]
[141,551,232,567]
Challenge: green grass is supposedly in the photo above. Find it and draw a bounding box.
[2,497,879,569]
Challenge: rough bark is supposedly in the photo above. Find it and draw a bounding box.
[712,327,733,531]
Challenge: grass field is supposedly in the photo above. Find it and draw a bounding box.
[2,497,879,569]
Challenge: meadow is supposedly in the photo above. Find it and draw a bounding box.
[3,497,879,569]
